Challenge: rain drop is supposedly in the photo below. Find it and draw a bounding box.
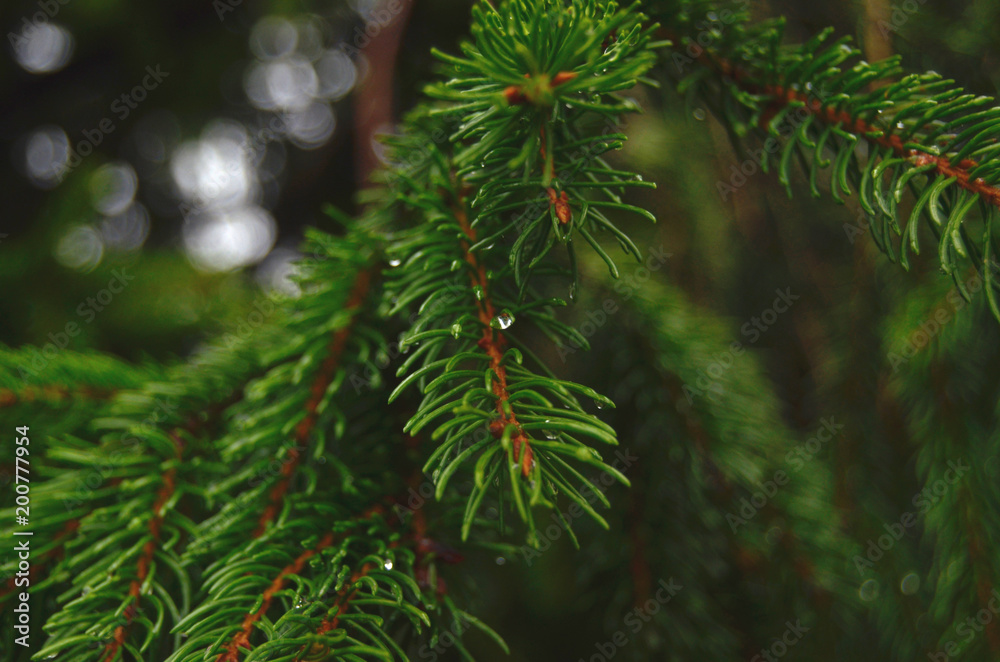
[388,258,402,267]
[900,572,920,595]
[383,560,394,570]
[859,578,879,601]
[451,259,463,271]
[451,322,463,339]
[473,285,485,301]
[490,309,515,330]
[495,556,506,565]
[692,108,707,121]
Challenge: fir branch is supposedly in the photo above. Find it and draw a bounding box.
[453,193,534,477]
[380,0,662,543]
[0,385,117,408]
[659,0,1000,315]
[100,429,184,662]
[254,269,374,536]
[216,531,337,661]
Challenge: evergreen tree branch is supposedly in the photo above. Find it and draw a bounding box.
[100,428,184,662]
[658,0,1000,316]
[254,268,374,536]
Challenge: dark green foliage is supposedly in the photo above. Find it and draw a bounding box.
[3,0,1000,660]
[658,0,1000,316]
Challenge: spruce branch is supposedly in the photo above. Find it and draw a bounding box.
[658,0,1000,317]
[254,268,374,536]
[379,0,662,544]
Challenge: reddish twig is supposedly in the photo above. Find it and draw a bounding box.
[681,40,1000,209]
[0,385,117,408]
[451,194,533,476]
[254,270,373,537]
[101,431,184,662]
[217,532,338,662]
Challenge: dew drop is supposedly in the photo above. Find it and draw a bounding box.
[451,259,463,271]
[495,556,506,565]
[490,309,515,329]
[473,285,485,301]
[383,560,394,570]
[692,108,706,121]
[595,400,605,410]
[859,578,879,601]
[543,423,558,440]
[900,572,920,595]
[388,258,402,267]
[451,322,463,339]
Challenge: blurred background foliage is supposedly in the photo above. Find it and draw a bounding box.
[3,0,1000,659]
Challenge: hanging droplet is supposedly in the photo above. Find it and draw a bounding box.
[383,560,393,570]
[900,572,920,595]
[594,399,605,410]
[491,309,515,329]
[388,258,402,267]
[451,322,463,339]
[692,108,706,121]
[473,285,485,301]
[859,578,879,601]
[569,281,578,302]
[543,426,558,440]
